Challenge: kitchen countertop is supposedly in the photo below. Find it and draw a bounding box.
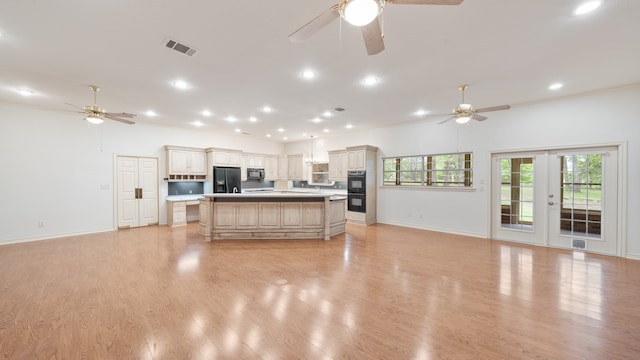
[202,192,347,201]
[166,194,205,202]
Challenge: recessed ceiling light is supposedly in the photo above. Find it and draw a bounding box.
[234,128,241,133]
[573,1,602,16]
[172,80,190,90]
[345,124,354,129]
[277,128,284,132]
[16,88,34,96]
[202,110,212,117]
[263,106,272,113]
[145,110,156,117]
[226,116,237,122]
[414,109,427,116]
[192,121,204,127]
[266,134,272,138]
[302,133,307,137]
[362,75,379,86]
[323,128,330,133]
[283,137,288,140]
[312,117,322,123]
[301,70,316,79]
[323,111,332,117]
[249,116,257,122]
[549,83,564,90]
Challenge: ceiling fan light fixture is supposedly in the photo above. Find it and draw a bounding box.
[340,0,382,27]
[455,116,471,124]
[86,115,104,124]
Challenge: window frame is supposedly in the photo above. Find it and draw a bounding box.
[382,152,474,189]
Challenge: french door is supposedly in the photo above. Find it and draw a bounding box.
[116,156,159,228]
[491,146,619,256]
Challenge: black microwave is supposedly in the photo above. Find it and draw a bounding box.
[247,168,265,180]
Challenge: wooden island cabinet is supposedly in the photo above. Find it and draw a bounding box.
[199,193,346,241]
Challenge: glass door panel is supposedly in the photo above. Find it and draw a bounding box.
[492,153,546,245]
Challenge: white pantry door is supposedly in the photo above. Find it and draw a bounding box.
[117,156,158,228]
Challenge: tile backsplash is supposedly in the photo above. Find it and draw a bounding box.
[168,182,204,195]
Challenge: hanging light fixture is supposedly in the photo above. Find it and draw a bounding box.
[339,0,384,27]
[305,135,318,166]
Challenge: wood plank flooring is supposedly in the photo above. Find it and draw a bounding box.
[1,223,639,359]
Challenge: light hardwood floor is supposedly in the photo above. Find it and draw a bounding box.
[1,223,639,359]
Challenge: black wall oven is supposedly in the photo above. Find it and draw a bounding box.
[348,170,366,212]
[347,170,366,193]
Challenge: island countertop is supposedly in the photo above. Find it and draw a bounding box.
[202,192,346,201]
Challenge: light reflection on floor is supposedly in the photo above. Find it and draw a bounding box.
[558,252,603,320]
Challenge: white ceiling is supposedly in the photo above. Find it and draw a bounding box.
[1,0,639,142]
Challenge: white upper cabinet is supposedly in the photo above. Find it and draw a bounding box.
[264,156,278,180]
[328,150,348,180]
[165,145,207,181]
[208,148,242,167]
[347,150,366,171]
[287,154,307,181]
[278,156,288,180]
[246,154,265,169]
[347,145,378,171]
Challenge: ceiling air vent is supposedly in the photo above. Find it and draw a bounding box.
[164,38,198,57]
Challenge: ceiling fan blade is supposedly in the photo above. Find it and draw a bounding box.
[105,115,135,125]
[475,105,511,113]
[438,116,455,124]
[361,17,385,55]
[106,112,137,119]
[65,102,87,111]
[472,114,488,121]
[388,0,464,5]
[288,5,340,43]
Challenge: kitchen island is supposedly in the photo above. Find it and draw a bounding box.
[199,192,346,241]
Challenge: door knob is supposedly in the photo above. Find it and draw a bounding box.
[548,201,554,205]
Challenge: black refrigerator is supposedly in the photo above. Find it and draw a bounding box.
[213,166,241,193]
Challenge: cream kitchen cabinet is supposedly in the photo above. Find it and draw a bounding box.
[328,150,348,181]
[347,145,377,171]
[264,156,278,180]
[287,154,307,181]
[207,148,242,167]
[165,146,207,181]
[278,156,288,180]
[245,154,265,168]
[167,199,200,227]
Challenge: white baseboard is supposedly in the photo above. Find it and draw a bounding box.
[0,228,116,246]
[625,253,640,261]
[376,220,486,239]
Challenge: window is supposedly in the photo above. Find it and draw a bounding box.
[383,152,473,188]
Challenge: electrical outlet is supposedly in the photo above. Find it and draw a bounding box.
[38,221,45,227]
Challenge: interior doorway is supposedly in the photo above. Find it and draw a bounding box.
[491,146,620,256]
[116,156,158,229]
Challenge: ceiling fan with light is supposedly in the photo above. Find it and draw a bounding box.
[288,0,464,55]
[66,85,136,125]
[427,85,511,124]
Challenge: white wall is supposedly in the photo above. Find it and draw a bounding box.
[285,85,640,258]
[0,104,283,244]
[2,85,639,258]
